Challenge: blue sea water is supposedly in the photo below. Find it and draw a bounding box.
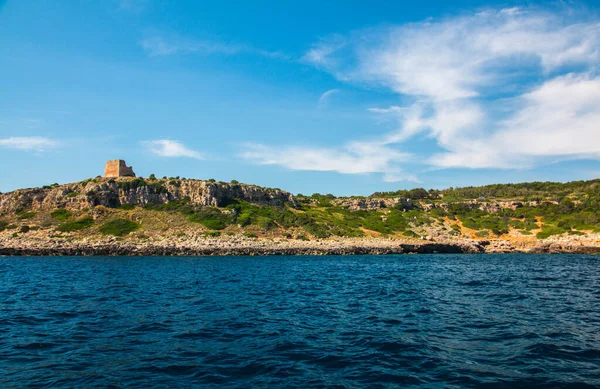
[1,255,599,388]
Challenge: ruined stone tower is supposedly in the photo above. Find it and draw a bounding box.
[104,160,136,178]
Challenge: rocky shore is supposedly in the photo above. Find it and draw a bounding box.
[2,233,599,256]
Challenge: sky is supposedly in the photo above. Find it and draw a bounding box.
[1,0,600,195]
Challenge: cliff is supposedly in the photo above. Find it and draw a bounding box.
[0,177,295,214]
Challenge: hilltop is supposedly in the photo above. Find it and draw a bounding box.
[1,176,599,255]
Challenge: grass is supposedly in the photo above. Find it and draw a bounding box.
[51,209,72,221]
[100,219,139,236]
[536,225,566,239]
[57,217,94,232]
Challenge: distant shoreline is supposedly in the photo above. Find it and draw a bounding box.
[2,238,599,256]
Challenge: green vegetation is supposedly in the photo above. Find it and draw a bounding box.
[66,191,79,198]
[57,217,94,232]
[243,232,258,238]
[0,221,7,232]
[188,207,230,230]
[537,226,566,239]
[116,178,168,194]
[16,211,36,219]
[100,219,139,236]
[51,209,72,221]
[203,231,221,237]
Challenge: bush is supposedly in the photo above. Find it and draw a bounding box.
[149,174,157,180]
[203,231,221,237]
[119,203,135,210]
[230,180,240,185]
[100,219,139,236]
[536,225,566,239]
[16,211,35,219]
[0,221,8,232]
[66,192,79,198]
[243,232,258,238]
[51,209,72,221]
[57,217,94,232]
[19,225,30,233]
[117,178,147,191]
[188,208,231,230]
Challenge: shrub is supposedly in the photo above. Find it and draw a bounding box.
[19,225,30,233]
[475,230,489,237]
[188,208,230,230]
[536,225,566,239]
[148,174,157,180]
[403,230,418,238]
[66,192,79,198]
[243,232,258,238]
[295,234,309,241]
[230,180,240,185]
[207,178,216,183]
[51,209,72,221]
[16,211,35,219]
[117,178,147,191]
[203,231,221,237]
[119,203,135,210]
[100,219,139,236]
[0,221,8,232]
[57,217,94,232]
[175,232,186,237]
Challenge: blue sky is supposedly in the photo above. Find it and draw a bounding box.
[1,0,600,195]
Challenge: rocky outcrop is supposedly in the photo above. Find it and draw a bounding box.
[0,233,485,256]
[0,178,295,214]
[331,197,419,211]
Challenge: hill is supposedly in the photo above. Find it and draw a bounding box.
[1,176,599,255]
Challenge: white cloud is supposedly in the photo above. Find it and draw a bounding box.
[140,35,288,59]
[317,89,340,108]
[303,35,347,67]
[142,140,204,159]
[0,137,59,152]
[295,6,600,172]
[241,141,418,182]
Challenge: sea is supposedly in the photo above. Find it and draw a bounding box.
[1,254,599,388]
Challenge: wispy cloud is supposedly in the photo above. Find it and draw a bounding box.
[263,6,600,178]
[241,141,418,183]
[0,136,59,152]
[317,89,341,109]
[140,35,289,59]
[142,139,204,159]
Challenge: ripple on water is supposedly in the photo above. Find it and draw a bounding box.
[0,254,599,388]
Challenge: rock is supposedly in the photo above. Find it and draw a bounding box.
[0,178,296,213]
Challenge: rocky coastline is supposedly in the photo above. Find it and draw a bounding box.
[2,233,599,256]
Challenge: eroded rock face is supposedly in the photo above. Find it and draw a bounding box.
[0,178,295,214]
[331,197,419,211]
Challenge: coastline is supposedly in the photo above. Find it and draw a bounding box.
[2,235,599,256]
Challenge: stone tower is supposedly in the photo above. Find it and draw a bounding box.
[104,160,136,178]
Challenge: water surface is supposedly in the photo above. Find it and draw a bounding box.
[1,255,599,388]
